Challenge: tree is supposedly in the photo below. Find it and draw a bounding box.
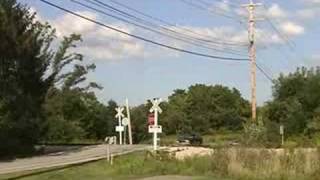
[263,67,320,139]
[0,0,101,156]
[131,103,150,143]
[0,0,55,155]
[160,84,250,135]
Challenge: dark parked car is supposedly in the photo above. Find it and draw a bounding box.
[177,133,203,145]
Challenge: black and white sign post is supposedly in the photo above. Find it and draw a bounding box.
[115,107,125,145]
[149,98,162,151]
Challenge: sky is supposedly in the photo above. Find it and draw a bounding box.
[18,0,320,106]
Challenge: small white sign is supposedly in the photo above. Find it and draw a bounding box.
[148,125,162,133]
[280,125,284,135]
[116,126,124,132]
[122,118,129,126]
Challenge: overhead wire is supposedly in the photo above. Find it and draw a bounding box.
[40,0,249,61]
[107,0,248,47]
[71,0,247,56]
[85,0,247,55]
[256,63,273,82]
[40,0,273,82]
[179,0,239,20]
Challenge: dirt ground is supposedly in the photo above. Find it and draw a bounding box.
[165,146,213,159]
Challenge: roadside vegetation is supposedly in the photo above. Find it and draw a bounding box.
[4,150,319,180]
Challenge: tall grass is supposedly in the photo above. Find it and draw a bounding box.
[111,148,320,180]
[14,148,320,180]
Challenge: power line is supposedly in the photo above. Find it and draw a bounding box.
[261,4,295,50]
[209,0,241,8]
[71,0,246,56]
[256,63,273,82]
[106,0,248,47]
[84,0,247,55]
[41,0,273,82]
[180,0,238,20]
[40,0,249,61]
[179,0,246,25]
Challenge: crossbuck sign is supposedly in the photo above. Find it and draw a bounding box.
[115,107,125,145]
[149,98,162,151]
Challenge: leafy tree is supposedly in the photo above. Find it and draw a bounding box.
[161,84,250,135]
[161,89,190,134]
[0,0,101,155]
[0,0,55,155]
[131,103,150,143]
[262,67,320,140]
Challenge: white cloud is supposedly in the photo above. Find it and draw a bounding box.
[280,22,305,36]
[266,4,288,19]
[50,11,145,61]
[53,11,97,37]
[170,25,290,49]
[215,0,231,12]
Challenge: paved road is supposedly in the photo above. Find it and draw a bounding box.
[0,145,148,175]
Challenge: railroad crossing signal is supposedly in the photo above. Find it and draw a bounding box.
[149,98,162,151]
[150,98,162,114]
[115,107,125,119]
[115,107,125,145]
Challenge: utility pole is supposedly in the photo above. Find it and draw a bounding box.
[243,0,261,123]
[125,98,133,145]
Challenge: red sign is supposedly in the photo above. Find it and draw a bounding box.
[148,113,154,125]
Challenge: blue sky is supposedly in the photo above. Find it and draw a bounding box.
[19,0,320,106]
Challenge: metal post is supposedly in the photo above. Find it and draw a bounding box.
[107,144,110,162]
[118,116,122,145]
[124,125,126,145]
[153,108,158,151]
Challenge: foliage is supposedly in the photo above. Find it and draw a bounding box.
[161,84,250,135]
[130,85,250,143]
[261,67,320,145]
[0,0,55,156]
[0,0,108,156]
[130,103,151,143]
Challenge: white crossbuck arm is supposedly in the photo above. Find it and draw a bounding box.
[150,98,162,114]
[115,107,125,118]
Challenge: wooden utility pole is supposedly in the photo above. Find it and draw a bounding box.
[243,0,261,122]
[125,98,133,145]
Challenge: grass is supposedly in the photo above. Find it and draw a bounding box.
[2,148,320,180]
[159,131,243,147]
[0,152,223,180]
